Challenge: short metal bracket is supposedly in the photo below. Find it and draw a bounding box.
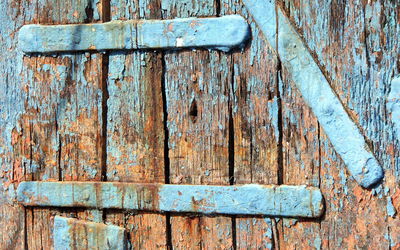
[54,216,127,250]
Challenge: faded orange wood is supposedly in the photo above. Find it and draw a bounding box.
[165,50,234,249]
[220,0,280,248]
[163,0,233,248]
[105,0,167,248]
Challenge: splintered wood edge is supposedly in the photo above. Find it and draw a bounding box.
[17,181,324,218]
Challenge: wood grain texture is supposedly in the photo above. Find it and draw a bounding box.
[165,45,234,249]
[106,0,167,248]
[2,0,400,249]
[162,0,234,248]
[220,0,280,248]
[277,0,400,248]
[106,212,166,249]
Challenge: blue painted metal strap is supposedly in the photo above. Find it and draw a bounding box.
[243,0,384,188]
[18,15,250,53]
[17,181,324,218]
[54,216,127,250]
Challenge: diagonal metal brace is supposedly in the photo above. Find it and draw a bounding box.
[242,0,383,188]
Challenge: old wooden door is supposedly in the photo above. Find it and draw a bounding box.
[1,0,400,249]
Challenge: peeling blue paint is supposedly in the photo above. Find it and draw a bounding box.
[267,96,280,143]
[138,15,250,52]
[17,181,324,218]
[283,218,298,228]
[19,21,134,53]
[19,15,250,53]
[53,216,127,250]
[158,184,323,217]
[314,235,322,250]
[386,196,396,217]
[243,0,384,188]
[387,76,400,140]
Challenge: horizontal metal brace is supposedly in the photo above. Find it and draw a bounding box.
[243,0,383,188]
[54,216,127,250]
[17,181,324,218]
[18,15,250,53]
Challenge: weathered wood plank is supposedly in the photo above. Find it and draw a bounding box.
[162,0,234,248]
[0,0,37,248]
[276,0,400,248]
[221,0,280,187]
[106,0,167,248]
[220,0,280,248]
[107,51,164,183]
[278,51,323,250]
[164,50,231,185]
[7,0,106,248]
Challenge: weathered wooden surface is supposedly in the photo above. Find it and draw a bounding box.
[1,0,400,249]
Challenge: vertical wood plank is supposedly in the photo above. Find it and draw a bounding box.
[278,62,322,249]
[9,0,106,248]
[277,0,399,248]
[106,0,167,248]
[221,0,279,187]
[220,0,279,249]
[165,49,234,250]
[162,0,233,248]
[0,0,37,248]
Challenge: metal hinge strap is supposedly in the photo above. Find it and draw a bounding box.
[17,181,324,218]
[19,15,250,53]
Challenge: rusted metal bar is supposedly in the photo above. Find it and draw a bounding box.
[54,216,127,250]
[243,0,384,188]
[17,182,324,218]
[18,15,250,53]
